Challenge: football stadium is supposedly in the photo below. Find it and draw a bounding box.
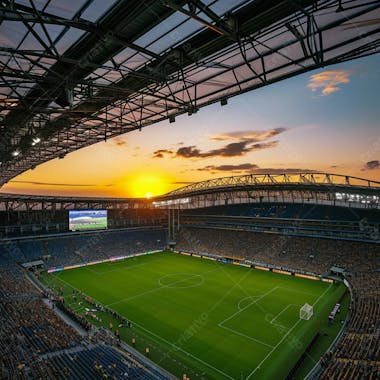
[0,1,379,380]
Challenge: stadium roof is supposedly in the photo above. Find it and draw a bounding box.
[0,0,379,186]
[162,172,380,198]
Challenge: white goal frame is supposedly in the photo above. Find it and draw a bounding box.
[300,303,313,320]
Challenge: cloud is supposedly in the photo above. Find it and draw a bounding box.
[195,165,318,175]
[307,69,350,96]
[363,160,380,170]
[153,149,173,158]
[153,127,285,160]
[251,168,318,174]
[197,163,259,173]
[171,181,194,185]
[9,180,114,187]
[110,137,127,147]
[176,141,278,158]
[210,128,288,142]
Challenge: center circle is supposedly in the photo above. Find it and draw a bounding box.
[158,273,204,289]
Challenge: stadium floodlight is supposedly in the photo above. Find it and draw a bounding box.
[300,303,313,320]
[221,98,228,106]
[31,137,41,146]
[169,115,175,123]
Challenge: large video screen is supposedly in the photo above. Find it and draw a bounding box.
[69,210,107,231]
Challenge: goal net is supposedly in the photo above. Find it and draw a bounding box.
[300,303,313,320]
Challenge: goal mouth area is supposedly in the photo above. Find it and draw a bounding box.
[300,303,313,320]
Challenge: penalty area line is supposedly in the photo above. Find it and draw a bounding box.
[219,286,279,326]
[245,283,333,380]
[218,324,274,349]
[270,304,299,325]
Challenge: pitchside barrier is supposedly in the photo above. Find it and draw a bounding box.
[174,250,335,284]
[47,250,162,273]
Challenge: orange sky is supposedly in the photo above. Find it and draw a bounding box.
[2,56,380,198]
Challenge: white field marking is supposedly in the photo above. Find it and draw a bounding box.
[245,283,333,380]
[126,317,235,380]
[270,304,299,325]
[206,264,260,317]
[53,273,85,294]
[70,305,83,312]
[310,283,334,310]
[106,274,205,307]
[87,257,165,275]
[277,286,316,297]
[238,295,262,310]
[158,273,205,288]
[84,266,102,275]
[218,287,279,327]
[105,266,222,307]
[219,324,274,349]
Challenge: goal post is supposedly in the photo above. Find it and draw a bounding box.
[300,303,313,320]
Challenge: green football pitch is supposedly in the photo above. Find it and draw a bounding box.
[41,251,348,380]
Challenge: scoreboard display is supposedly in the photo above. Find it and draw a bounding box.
[69,210,107,231]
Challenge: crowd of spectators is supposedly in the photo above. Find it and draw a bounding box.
[177,226,380,380]
[28,343,158,380]
[0,261,80,379]
[183,203,380,222]
[0,228,166,269]
[0,233,169,380]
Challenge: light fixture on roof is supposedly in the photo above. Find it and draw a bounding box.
[336,1,344,12]
[31,137,41,146]
[187,107,198,116]
[169,115,175,123]
[221,98,228,106]
[12,150,20,157]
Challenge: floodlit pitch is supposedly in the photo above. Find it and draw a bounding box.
[41,252,347,380]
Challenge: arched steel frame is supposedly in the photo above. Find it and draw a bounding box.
[153,173,380,209]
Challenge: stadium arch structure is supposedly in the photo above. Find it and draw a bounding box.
[152,172,380,243]
[154,172,380,209]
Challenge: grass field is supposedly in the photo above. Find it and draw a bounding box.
[41,251,348,380]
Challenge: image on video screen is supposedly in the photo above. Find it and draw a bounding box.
[69,210,107,231]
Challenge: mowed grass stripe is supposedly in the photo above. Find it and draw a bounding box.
[43,252,346,380]
[106,265,222,307]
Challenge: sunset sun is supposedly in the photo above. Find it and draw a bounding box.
[128,173,169,198]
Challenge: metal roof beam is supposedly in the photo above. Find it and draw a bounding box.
[163,0,229,36]
[0,8,164,61]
